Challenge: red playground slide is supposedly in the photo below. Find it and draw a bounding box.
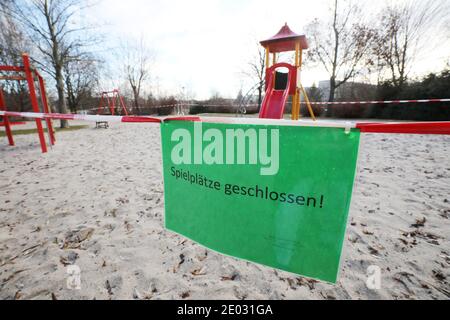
[259,63,295,119]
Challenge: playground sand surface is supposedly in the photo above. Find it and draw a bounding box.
[0,120,449,300]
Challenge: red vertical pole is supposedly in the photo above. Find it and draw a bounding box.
[111,91,116,115]
[118,91,129,115]
[36,72,55,145]
[98,93,104,114]
[108,94,114,115]
[23,53,47,153]
[0,89,14,146]
[105,94,111,115]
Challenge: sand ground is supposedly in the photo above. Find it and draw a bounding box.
[0,120,449,300]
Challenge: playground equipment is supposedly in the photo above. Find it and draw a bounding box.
[95,89,129,129]
[259,23,316,120]
[0,121,25,126]
[0,53,55,153]
[97,89,129,116]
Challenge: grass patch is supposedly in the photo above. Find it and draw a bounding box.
[0,125,88,137]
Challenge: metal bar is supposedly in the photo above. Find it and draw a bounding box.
[0,65,23,72]
[0,89,14,146]
[356,122,450,135]
[36,72,55,145]
[98,94,105,114]
[22,54,47,153]
[0,75,26,81]
[118,92,129,115]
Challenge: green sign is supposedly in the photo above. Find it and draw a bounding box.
[160,119,360,283]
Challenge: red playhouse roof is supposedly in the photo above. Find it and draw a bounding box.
[260,23,308,52]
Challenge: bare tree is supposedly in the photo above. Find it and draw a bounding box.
[305,0,375,102]
[3,0,99,127]
[0,3,32,111]
[64,54,100,113]
[373,0,448,89]
[306,83,323,102]
[121,38,153,115]
[0,3,31,66]
[242,42,265,110]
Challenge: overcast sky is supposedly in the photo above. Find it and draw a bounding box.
[84,0,450,100]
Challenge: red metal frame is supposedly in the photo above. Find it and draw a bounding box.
[35,70,56,145]
[356,122,450,135]
[264,62,297,95]
[0,121,26,126]
[0,89,14,146]
[97,89,129,116]
[22,54,47,153]
[259,63,295,119]
[0,53,54,153]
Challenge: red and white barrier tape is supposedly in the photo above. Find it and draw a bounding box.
[64,98,450,114]
[233,98,450,106]
[308,98,450,105]
[0,111,161,123]
[1,110,450,135]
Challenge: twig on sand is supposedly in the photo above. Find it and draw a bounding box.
[1,242,46,266]
[1,269,29,288]
[421,279,450,298]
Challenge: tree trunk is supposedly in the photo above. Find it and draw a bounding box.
[55,65,69,128]
[257,86,263,112]
[327,77,336,117]
[133,90,140,115]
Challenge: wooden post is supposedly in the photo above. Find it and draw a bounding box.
[292,42,301,120]
[301,85,317,121]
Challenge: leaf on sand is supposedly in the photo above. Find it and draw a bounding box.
[105,280,113,295]
[411,217,426,228]
[296,277,317,290]
[221,272,239,281]
[31,226,41,233]
[62,227,94,249]
[172,254,185,273]
[14,291,22,300]
[432,269,446,281]
[191,266,207,276]
[368,246,379,256]
[59,251,79,266]
[196,250,208,262]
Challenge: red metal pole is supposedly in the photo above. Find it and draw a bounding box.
[111,92,116,115]
[0,65,24,72]
[118,91,129,116]
[0,89,14,146]
[98,93,105,114]
[36,72,55,145]
[107,94,114,115]
[22,54,47,153]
